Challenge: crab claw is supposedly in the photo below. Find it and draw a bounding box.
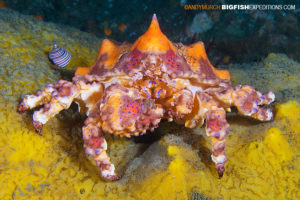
[100,84,164,137]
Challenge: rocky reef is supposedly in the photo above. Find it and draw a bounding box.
[0,9,299,200]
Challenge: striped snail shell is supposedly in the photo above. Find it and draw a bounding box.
[48,44,71,68]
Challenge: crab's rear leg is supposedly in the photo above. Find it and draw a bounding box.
[232,85,275,121]
[82,106,119,181]
[18,80,80,133]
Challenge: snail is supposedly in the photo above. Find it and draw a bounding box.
[48,44,71,68]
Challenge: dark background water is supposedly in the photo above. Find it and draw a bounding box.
[1,0,299,65]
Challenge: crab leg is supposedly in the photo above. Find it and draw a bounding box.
[189,92,229,178]
[18,84,55,113]
[82,107,119,181]
[18,80,80,133]
[232,85,275,121]
[205,108,229,178]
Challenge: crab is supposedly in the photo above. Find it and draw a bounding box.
[18,14,275,181]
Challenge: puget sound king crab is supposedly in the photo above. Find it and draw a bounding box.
[18,15,275,181]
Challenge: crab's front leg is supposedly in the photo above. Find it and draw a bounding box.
[18,80,80,133]
[82,105,119,181]
[185,92,229,178]
[205,107,229,177]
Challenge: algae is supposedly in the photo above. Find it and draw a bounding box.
[0,9,299,200]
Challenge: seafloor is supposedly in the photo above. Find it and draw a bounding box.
[0,8,299,200]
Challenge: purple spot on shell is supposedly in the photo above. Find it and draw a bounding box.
[156,89,163,98]
[253,108,258,113]
[95,149,101,154]
[214,132,220,137]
